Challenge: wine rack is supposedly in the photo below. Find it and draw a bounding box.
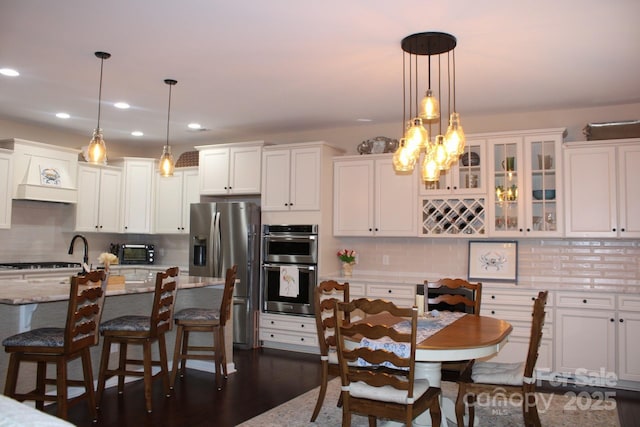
[420,197,486,236]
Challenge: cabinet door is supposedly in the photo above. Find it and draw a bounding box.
[617,144,640,237]
[375,158,417,236]
[488,137,525,236]
[290,147,321,211]
[333,159,374,236]
[0,152,12,229]
[155,173,183,233]
[229,145,261,194]
[421,139,486,195]
[555,308,616,375]
[261,149,291,211]
[121,160,154,233]
[618,310,640,381]
[75,165,101,232]
[182,168,200,232]
[564,147,617,237]
[199,148,230,194]
[97,168,122,233]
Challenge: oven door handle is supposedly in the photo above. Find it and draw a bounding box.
[265,235,317,242]
[263,263,315,271]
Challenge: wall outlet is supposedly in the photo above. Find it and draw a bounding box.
[382,255,390,265]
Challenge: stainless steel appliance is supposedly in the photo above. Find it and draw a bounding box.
[261,224,318,316]
[109,243,155,265]
[189,202,260,349]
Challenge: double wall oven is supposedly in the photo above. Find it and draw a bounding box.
[261,224,318,316]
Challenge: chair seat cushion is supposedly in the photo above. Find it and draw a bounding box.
[471,361,525,386]
[349,378,431,405]
[174,307,221,322]
[100,315,151,332]
[2,327,65,348]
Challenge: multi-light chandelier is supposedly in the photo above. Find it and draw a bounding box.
[392,32,466,182]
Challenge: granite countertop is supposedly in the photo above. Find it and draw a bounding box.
[0,275,225,305]
[320,272,640,294]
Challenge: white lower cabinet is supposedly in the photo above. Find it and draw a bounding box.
[259,312,318,352]
[481,288,554,375]
[365,282,415,308]
[617,295,640,382]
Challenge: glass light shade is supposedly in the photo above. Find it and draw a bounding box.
[445,112,466,156]
[433,135,451,170]
[419,89,440,120]
[421,149,441,182]
[392,139,418,172]
[159,145,175,177]
[88,129,107,164]
[404,117,429,153]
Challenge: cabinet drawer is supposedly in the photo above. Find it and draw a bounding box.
[367,284,415,300]
[556,292,615,309]
[259,329,318,347]
[348,282,366,298]
[482,306,554,325]
[260,313,315,332]
[499,321,553,339]
[618,295,640,312]
[484,290,553,307]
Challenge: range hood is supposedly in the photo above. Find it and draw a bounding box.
[0,138,80,204]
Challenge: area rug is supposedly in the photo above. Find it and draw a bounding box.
[238,378,620,426]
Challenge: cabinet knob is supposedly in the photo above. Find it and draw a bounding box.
[301,324,304,328]
[583,299,587,304]
[621,228,626,232]
[491,310,496,315]
[369,228,373,232]
[289,203,293,206]
[526,228,531,232]
[610,318,615,322]
[284,203,289,206]
[388,290,392,293]
[300,337,305,341]
[452,186,457,190]
[612,228,616,232]
[491,295,496,299]
[270,321,274,325]
[619,318,624,323]
[95,225,99,229]
[447,186,451,190]
[124,226,128,230]
[99,225,103,229]
[519,228,524,232]
[375,228,379,231]
[270,334,274,338]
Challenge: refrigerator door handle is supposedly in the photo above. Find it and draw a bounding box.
[212,211,222,276]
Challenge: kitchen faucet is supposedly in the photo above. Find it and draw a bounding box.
[68,234,89,274]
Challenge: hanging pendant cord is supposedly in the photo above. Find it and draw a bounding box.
[402,51,406,134]
[166,84,172,147]
[96,57,104,129]
[452,49,457,112]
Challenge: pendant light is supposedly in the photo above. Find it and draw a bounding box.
[87,51,110,164]
[159,79,177,177]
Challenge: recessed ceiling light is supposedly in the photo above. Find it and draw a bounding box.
[55,112,70,119]
[0,68,19,77]
[188,123,202,130]
[131,131,144,137]
[114,102,130,109]
[356,118,373,122]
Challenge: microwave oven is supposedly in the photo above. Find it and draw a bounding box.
[113,243,155,265]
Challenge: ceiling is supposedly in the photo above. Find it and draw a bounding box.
[1,0,639,149]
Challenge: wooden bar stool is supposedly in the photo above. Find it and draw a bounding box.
[3,270,107,421]
[95,266,179,413]
[170,265,237,391]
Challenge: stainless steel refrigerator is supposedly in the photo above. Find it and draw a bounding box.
[189,202,260,349]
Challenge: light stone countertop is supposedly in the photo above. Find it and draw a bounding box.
[0,275,225,305]
[320,272,640,294]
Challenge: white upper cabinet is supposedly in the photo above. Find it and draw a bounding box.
[111,158,155,234]
[564,139,640,238]
[0,150,13,229]
[487,128,565,237]
[154,167,199,234]
[334,155,417,236]
[196,142,263,195]
[75,164,121,233]
[262,145,322,211]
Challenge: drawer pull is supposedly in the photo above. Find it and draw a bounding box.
[388,290,392,293]
[491,310,495,315]
[583,299,587,304]
[270,334,274,338]
[609,318,614,322]
[619,318,624,323]
[270,321,275,325]
[301,324,305,328]
[491,295,496,299]
[300,337,305,341]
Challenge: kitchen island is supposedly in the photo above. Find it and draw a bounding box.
[0,273,229,394]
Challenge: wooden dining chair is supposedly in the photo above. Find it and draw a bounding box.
[96,266,179,413]
[455,290,549,427]
[334,298,441,427]
[170,265,237,391]
[310,279,349,422]
[3,270,107,421]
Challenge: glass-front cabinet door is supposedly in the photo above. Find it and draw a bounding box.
[488,129,565,237]
[489,137,524,236]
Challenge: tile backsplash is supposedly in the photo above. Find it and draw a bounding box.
[2,201,638,288]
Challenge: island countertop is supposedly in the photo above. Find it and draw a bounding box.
[0,275,225,305]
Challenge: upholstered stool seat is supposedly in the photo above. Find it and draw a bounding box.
[2,327,66,348]
[174,308,221,322]
[99,315,152,332]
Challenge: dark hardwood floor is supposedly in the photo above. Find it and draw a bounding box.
[42,348,640,426]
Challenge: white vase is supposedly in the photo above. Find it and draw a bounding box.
[342,262,353,277]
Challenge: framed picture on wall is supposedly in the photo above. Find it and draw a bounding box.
[468,240,518,283]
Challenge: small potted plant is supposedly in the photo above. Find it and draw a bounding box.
[337,249,357,277]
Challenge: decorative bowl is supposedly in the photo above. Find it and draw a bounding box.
[532,189,555,200]
[460,151,480,166]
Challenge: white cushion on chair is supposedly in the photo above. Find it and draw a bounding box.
[471,361,525,386]
[348,378,431,404]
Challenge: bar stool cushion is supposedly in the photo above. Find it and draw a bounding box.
[2,327,65,348]
[100,315,151,332]
[174,308,221,322]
